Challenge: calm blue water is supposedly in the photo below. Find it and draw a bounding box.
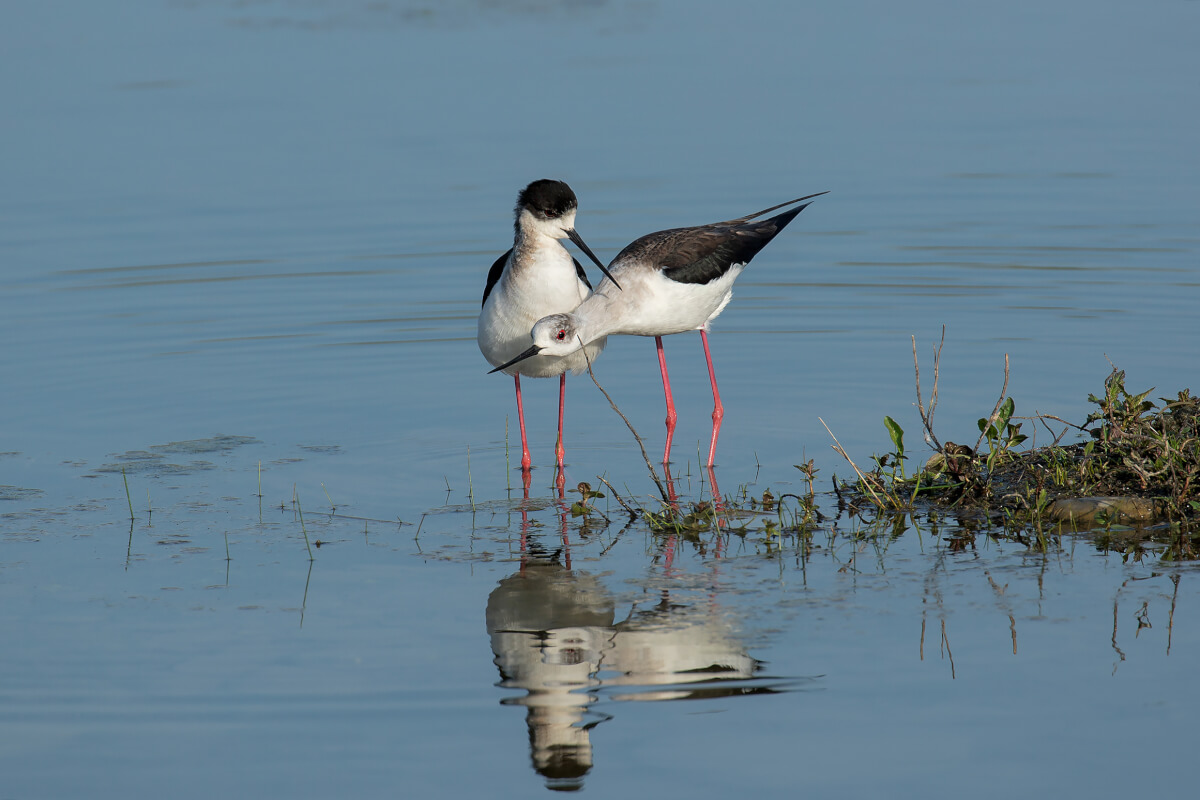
[2,0,1199,796]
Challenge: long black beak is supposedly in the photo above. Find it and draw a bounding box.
[566,228,622,290]
[488,344,543,374]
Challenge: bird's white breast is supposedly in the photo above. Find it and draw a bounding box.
[478,241,607,378]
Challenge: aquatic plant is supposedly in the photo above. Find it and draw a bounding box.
[822,335,1198,558]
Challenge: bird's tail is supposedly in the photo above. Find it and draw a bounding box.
[720,190,830,226]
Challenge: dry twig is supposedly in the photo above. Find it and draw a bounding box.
[596,474,639,518]
[973,352,1011,455]
[820,417,889,508]
[582,343,671,504]
[913,328,945,453]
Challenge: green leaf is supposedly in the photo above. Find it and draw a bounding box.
[883,416,905,456]
[998,396,1015,428]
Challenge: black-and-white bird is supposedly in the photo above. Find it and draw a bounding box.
[489,191,827,468]
[478,179,619,478]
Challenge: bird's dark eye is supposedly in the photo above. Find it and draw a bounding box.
[556,329,567,341]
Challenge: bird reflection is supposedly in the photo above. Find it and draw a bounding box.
[485,547,771,791]
[486,554,613,790]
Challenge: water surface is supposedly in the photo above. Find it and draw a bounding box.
[2,0,1199,796]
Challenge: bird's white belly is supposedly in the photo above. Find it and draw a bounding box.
[479,272,606,378]
[603,264,744,337]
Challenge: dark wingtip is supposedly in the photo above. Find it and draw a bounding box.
[765,191,830,229]
[730,191,831,224]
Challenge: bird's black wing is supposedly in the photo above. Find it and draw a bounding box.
[481,249,512,307]
[659,231,755,285]
[573,256,593,291]
[655,202,812,285]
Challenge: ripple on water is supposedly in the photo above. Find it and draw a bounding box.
[88,435,261,476]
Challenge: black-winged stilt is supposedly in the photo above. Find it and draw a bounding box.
[489,190,827,468]
[478,180,619,481]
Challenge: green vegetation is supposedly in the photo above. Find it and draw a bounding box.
[589,336,1199,562]
[836,369,1197,518]
[569,333,1200,563]
[822,354,1199,561]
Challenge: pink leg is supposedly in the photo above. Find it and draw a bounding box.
[662,462,680,509]
[513,375,532,472]
[555,374,567,469]
[706,465,725,517]
[554,374,567,488]
[700,330,724,467]
[656,336,678,465]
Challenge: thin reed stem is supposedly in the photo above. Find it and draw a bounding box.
[295,486,314,561]
[467,446,476,512]
[122,466,135,521]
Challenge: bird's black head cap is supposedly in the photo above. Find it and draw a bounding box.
[516,179,579,224]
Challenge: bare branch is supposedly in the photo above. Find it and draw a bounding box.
[973,352,1011,454]
[1033,413,1072,447]
[820,417,888,508]
[582,342,670,504]
[596,474,638,518]
[913,328,945,453]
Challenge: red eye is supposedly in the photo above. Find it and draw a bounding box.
[556,329,566,341]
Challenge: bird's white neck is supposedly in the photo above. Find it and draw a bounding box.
[566,285,622,345]
[510,228,571,282]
